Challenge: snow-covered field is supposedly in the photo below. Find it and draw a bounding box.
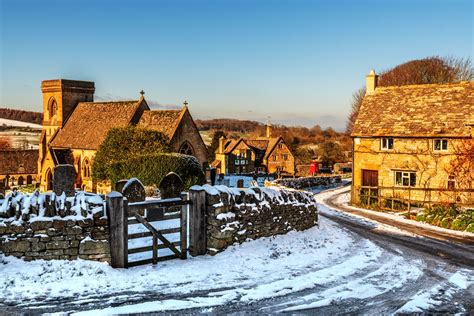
[0,118,42,128]
[0,186,472,314]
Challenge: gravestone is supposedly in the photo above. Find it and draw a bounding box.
[159,172,183,199]
[237,179,244,188]
[120,178,145,203]
[53,164,76,197]
[210,168,216,186]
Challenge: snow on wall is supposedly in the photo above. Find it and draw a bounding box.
[270,175,342,190]
[0,190,110,262]
[191,184,318,254]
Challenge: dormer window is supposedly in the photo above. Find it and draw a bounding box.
[434,139,448,151]
[381,138,394,150]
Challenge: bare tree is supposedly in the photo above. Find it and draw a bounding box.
[346,87,365,134]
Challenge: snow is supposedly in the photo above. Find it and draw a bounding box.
[323,186,474,237]
[0,118,42,128]
[0,184,472,314]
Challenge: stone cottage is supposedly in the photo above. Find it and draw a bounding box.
[0,149,38,192]
[351,70,473,205]
[38,79,208,193]
[212,124,295,176]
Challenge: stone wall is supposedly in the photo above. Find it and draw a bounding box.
[192,185,318,255]
[270,175,342,190]
[0,190,110,262]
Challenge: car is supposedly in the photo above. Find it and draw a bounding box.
[318,167,333,174]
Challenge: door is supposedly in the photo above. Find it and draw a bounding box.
[362,169,378,187]
[361,169,378,200]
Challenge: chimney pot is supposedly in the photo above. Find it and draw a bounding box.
[366,69,378,95]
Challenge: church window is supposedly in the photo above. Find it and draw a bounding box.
[48,98,58,118]
[179,142,194,156]
[83,159,91,178]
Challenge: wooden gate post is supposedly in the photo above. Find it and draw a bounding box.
[107,192,128,268]
[180,192,188,259]
[188,188,207,257]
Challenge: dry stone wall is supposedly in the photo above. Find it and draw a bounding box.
[192,185,318,255]
[270,175,342,190]
[0,190,110,262]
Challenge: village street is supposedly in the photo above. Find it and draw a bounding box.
[0,186,473,315]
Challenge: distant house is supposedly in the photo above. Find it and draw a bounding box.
[351,70,473,206]
[0,149,38,190]
[212,124,295,176]
[38,79,208,193]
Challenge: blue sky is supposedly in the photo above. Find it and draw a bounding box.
[0,0,472,129]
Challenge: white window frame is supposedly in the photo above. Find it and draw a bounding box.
[381,138,394,150]
[394,171,416,187]
[433,139,448,151]
[235,160,240,165]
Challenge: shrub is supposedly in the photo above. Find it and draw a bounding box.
[108,153,205,190]
[466,223,474,233]
[93,126,171,180]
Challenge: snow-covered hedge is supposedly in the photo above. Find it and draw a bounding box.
[190,184,318,254]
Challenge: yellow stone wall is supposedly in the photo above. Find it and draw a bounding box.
[351,137,473,205]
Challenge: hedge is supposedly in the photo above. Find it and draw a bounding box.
[415,205,474,232]
[93,126,170,180]
[108,153,205,190]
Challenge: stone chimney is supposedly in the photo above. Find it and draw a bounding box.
[266,122,272,138]
[366,69,378,95]
[218,136,226,153]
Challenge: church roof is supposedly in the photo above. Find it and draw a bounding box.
[0,149,38,175]
[137,107,186,140]
[50,100,144,150]
[352,81,474,137]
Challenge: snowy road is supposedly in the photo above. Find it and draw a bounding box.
[0,186,473,315]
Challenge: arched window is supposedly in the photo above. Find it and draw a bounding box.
[26,175,33,185]
[45,169,53,191]
[48,97,58,119]
[83,159,91,178]
[18,176,24,186]
[179,142,194,156]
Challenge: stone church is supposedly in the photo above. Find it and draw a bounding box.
[38,79,208,193]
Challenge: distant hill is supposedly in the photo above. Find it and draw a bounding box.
[0,108,43,125]
[195,118,263,133]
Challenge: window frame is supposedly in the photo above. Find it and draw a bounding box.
[381,137,394,150]
[394,170,416,187]
[447,175,456,190]
[433,139,448,151]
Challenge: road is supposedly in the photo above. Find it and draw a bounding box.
[1,186,473,315]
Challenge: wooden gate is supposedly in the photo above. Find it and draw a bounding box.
[107,193,191,268]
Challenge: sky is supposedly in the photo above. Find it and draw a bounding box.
[0,0,472,130]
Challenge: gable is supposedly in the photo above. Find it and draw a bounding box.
[352,81,474,137]
[137,108,183,140]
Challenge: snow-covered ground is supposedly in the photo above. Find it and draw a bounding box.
[0,118,42,128]
[0,186,472,314]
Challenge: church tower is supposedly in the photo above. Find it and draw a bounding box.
[38,79,95,190]
[41,79,95,142]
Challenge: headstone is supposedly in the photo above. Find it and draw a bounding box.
[210,168,216,186]
[159,172,183,199]
[121,178,146,203]
[237,179,244,188]
[114,179,129,193]
[53,164,76,197]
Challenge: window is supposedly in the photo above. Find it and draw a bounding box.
[447,175,456,190]
[434,139,448,151]
[278,143,283,149]
[235,160,240,165]
[394,171,416,187]
[83,159,91,178]
[272,155,277,161]
[179,142,194,155]
[48,98,58,118]
[276,166,284,172]
[381,138,394,150]
[283,154,288,161]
